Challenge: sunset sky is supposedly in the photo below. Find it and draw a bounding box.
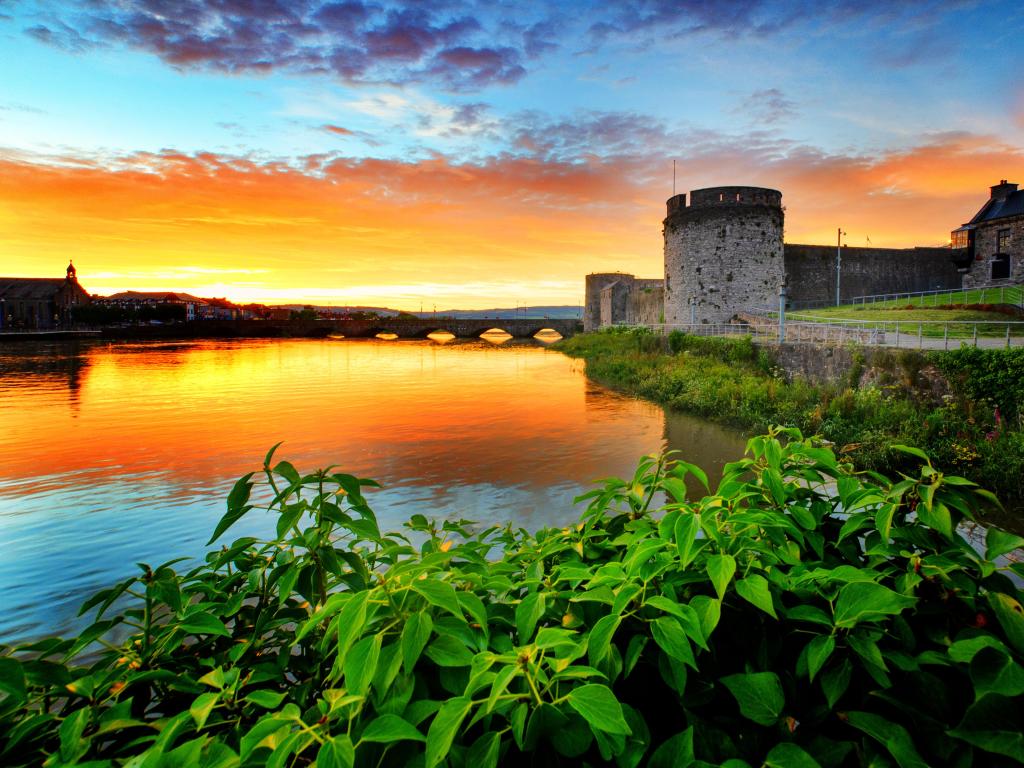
[2,1,1023,308]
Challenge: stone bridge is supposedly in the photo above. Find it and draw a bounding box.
[341,317,581,339]
[99,317,582,340]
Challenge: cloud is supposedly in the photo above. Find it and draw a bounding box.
[23,1,536,91]
[2,124,1021,306]
[736,89,797,125]
[586,0,975,42]
[322,124,355,136]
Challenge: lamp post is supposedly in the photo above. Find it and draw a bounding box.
[778,284,787,344]
[689,296,696,326]
[836,227,847,306]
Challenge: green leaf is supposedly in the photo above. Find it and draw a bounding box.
[566,684,631,736]
[425,696,473,768]
[57,709,89,764]
[970,647,1024,697]
[846,711,929,768]
[515,592,545,642]
[648,727,695,768]
[735,575,777,619]
[245,690,286,709]
[411,579,464,622]
[806,635,835,682]
[190,692,219,730]
[691,595,721,639]
[916,500,952,539]
[706,554,736,600]
[317,736,355,768]
[0,658,27,704]
[721,671,784,726]
[949,693,1024,760]
[179,612,231,637]
[587,614,620,667]
[891,445,931,464]
[651,617,695,668]
[820,658,851,709]
[833,582,916,628]
[208,472,255,544]
[986,592,1024,654]
[466,730,502,768]
[985,529,1024,561]
[344,633,382,697]
[401,611,433,674]
[360,714,425,744]
[765,743,822,768]
[424,634,473,667]
[674,513,701,567]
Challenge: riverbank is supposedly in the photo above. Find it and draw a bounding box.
[554,329,1024,522]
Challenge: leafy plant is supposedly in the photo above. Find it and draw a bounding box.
[1,432,1023,766]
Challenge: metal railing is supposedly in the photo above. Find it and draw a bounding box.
[760,310,1024,350]
[846,283,1024,309]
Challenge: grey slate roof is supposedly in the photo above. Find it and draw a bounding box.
[968,190,1024,224]
[0,278,67,300]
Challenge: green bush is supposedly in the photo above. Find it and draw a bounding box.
[2,434,1023,766]
[932,347,1024,422]
[555,333,1024,510]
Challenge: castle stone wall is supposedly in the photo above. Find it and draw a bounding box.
[584,273,627,331]
[664,187,784,324]
[628,283,664,325]
[784,245,960,305]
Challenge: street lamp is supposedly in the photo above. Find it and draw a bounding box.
[835,227,847,306]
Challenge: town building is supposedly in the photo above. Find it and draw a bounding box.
[954,180,1023,287]
[98,291,203,321]
[0,262,91,330]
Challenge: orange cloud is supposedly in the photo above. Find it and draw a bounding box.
[1,134,1021,306]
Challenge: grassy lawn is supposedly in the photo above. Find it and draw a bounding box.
[820,284,1024,311]
[786,306,1024,337]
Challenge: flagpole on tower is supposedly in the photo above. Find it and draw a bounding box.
[672,159,676,196]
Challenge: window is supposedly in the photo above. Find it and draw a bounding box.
[997,229,1010,253]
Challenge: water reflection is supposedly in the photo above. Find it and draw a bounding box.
[0,338,745,643]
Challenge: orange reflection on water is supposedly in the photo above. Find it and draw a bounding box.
[1,339,735,499]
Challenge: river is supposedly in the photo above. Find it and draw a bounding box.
[0,336,746,643]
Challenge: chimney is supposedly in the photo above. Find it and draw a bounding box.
[990,180,1018,199]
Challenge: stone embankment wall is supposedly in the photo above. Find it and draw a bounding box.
[784,244,961,305]
[764,343,950,402]
[664,187,785,325]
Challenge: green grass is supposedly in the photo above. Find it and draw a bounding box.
[826,284,1023,311]
[787,307,1024,338]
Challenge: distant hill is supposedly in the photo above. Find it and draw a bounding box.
[414,305,582,320]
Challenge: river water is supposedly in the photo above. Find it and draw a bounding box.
[0,337,746,644]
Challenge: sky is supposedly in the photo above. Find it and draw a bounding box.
[1,0,1023,308]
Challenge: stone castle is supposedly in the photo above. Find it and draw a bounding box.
[585,181,1022,331]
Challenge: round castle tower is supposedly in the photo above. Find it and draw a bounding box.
[663,186,784,325]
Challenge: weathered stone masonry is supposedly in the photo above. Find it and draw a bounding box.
[664,187,785,325]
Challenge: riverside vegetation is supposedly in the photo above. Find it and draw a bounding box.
[556,329,1024,521]
[1,434,1024,766]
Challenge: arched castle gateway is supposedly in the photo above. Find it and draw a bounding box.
[664,186,784,325]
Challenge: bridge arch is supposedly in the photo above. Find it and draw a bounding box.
[530,327,564,340]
